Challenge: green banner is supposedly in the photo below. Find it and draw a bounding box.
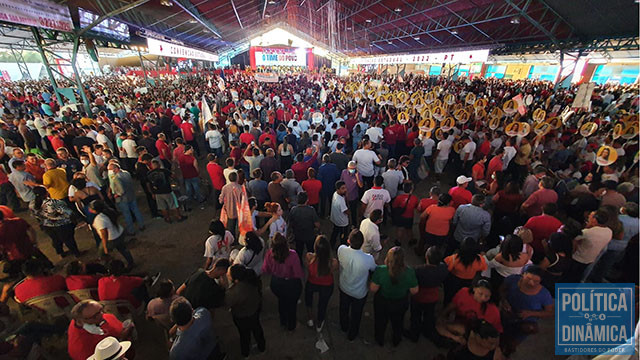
[57,88,77,103]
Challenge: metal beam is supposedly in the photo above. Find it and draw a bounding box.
[355,0,457,34]
[230,0,244,29]
[339,0,384,22]
[70,37,92,114]
[171,0,222,38]
[31,27,64,106]
[262,0,268,19]
[78,0,149,37]
[504,0,559,47]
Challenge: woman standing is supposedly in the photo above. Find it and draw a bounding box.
[443,238,487,303]
[304,235,338,332]
[420,193,455,249]
[88,199,135,269]
[261,232,303,331]
[226,264,266,358]
[233,231,266,276]
[370,247,418,347]
[264,202,286,242]
[30,186,81,258]
[278,137,294,171]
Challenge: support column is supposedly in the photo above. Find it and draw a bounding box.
[71,37,92,115]
[31,27,64,106]
[138,50,149,85]
[9,45,31,80]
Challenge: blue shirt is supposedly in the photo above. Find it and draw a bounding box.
[337,245,377,299]
[452,204,491,243]
[247,179,269,201]
[503,275,553,322]
[170,307,217,360]
[317,163,341,196]
[610,214,639,251]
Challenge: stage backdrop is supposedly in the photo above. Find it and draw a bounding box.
[249,46,314,70]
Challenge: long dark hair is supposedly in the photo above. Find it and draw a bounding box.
[32,186,48,211]
[458,237,481,267]
[208,219,226,237]
[244,231,264,255]
[271,232,289,264]
[469,278,492,313]
[89,199,119,225]
[500,234,523,262]
[229,263,260,288]
[313,235,331,277]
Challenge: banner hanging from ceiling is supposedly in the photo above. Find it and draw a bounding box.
[146,38,219,62]
[350,49,490,65]
[250,46,314,70]
[0,0,73,32]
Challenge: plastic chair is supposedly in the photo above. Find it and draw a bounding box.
[100,300,143,321]
[68,288,98,302]
[15,291,76,321]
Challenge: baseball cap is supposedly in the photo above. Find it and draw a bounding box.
[456,175,472,185]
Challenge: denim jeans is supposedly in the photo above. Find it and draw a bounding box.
[184,177,204,203]
[270,276,302,330]
[116,200,144,235]
[305,282,334,326]
[339,289,367,341]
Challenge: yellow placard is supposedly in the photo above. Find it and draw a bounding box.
[580,122,598,137]
[454,109,470,124]
[488,116,500,130]
[441,117,455,131]
[546,116,562,130]
[534,122,551,135]
[532,108,546,122]
[465,93,476,105]
[596,146,618,166]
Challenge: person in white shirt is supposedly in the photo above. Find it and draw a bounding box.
[434,133,453,176]
[460,136,477,174]
[352,140,381,188]
[365,125,383,144]
[489,133,503,155]
[569,209,613,282]
[359,209,383,259]
[361,175,391,218]
[502,139,517,171]
[330,181,350,247]
[381,159,404,199]
[204,123,224,157]
[121,134,138,172]
[337,230,377,341]
[422,135,436,169]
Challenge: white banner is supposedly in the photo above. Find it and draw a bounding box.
[572,83,595,110]
[147,37,218,62]
[255,47,307,67]
[0,0,73,32]
[254,73,279,83]
[349,49,489,65]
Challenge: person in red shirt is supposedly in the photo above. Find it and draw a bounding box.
[172,138,185,163]
[179,120,199,157]
[178,145,204,204]
[172,113,182,127]
[67,299,132,360]
[521,176,558,217]
[477,134,491,159]
[291,147,318,183]
[392,183,420,245]
[416,186,441,254]
[524,203,563,261]
[472,156,487,186]
[98,260,145,309]
[25,153,45,182]
[258,131,276,150]
[206,153,226,207]
[14,259,69,307]
[486,148,504,180]
[436,279,502,344]
[0,212,51,276]
[48,130,65,151]
[301,168,322,212]
[65,260,104,301]
[239,125,255,146]
[449,176,473,209]
[155,133,173,169]
[383,122,398,158]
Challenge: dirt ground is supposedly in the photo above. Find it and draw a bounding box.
[19,169,557,360]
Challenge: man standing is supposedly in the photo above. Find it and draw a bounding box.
[359,209,383,260]
[178,145,205,206]
[259,148,279,182]
[288,192,320,260]
[340,161,363,226]
[219,172,244,238]
[268,171,287,211]
[448,175,473,209]
[329,143,350,171]
[521,176,558,218]
[568,209,613,282]
[42,158,69,200]
[452,194,491,247]
[382,159,404,200]
[147,159,186,223]
[360,175,391,219]
[433,132,453,179]
[337,230,377,342]
[56,147,83,182]
[330,181,350,248]
[352,140,381,190]
[281,169,303,208]
[317,154,341,217]
[8,160,37,203]
[206,154,226,209]
[169,298,225,360]
[108,162,145,235]
[155,133,173,170]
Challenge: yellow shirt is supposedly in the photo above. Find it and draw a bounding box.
[514,143,531,166]
[80,117,94,126]
[42,168,69,200]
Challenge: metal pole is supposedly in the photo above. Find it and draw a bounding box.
[31,27,64,106]
[71,37,92,115]
[138,50,150,85]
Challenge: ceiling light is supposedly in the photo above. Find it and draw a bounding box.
[451,30,458,35]
[265,14,270,17]
[387,41,393,44]
[414,37,420,40]
[268,0,276,4]
[160,0,173,6]
[365,19,372,23]
[188,19,197,24]
[346,27,351,30]
[510,17,520,24]
[394,7,401,12]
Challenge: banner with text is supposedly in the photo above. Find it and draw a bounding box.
[147,38,218,62]
[0,0,73,32]
[254,73,279,83]
[254,47,309,67]
[350,49,489,65]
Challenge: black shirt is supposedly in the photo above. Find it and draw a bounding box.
[146,168,173,194]
[288,205,319,243]
[182,269,225,310]
[329,152,350,171]
[56,157,83,181]
[72,136,95,150]
[414,263,449,288]
[139,136,159,157]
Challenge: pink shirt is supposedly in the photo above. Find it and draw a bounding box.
[261,249,304,279]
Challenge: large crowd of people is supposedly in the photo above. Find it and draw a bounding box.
[0,67,637,360]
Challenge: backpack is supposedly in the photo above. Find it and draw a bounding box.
[147,170,169,192]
